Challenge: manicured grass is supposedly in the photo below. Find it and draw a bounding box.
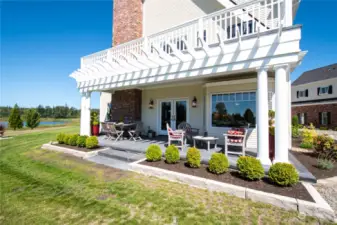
[0,127,334,224]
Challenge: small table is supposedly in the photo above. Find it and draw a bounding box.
[193,136,219,151]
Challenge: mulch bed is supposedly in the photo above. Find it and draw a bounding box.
[291,151,337,180]
[53,143,104,152]
[141,160,314,202]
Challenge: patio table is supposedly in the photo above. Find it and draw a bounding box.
[115,123,136,139]
[193,136,219,151]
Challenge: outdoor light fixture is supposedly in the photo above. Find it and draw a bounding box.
[149,99,154,109]
[192,96,197,108]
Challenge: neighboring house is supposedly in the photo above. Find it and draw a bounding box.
[70,0,304,165]
[292,63,337,129]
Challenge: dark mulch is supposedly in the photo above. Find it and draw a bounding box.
[53,143,104,152]
[291,151,337,179]
[141,160,314,202]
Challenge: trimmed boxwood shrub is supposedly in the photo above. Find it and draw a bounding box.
[208,153,229,174]
[76,135,88,148]
[237,156,264,180]
[63,134,71,145]
[68,134,79,146]
[268,163,299,186]
[86,136,99,149]
[146,144,162,161]
[165,145,180,164]
[186,147,201,168]
[56,133,66,144]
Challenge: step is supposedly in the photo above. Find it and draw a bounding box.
[86,155,131,171]
[98,148,145,162]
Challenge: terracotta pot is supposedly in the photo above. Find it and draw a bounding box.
[269,133,275,162]
[92,125,99,136]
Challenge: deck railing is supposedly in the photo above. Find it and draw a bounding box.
[81,0,285,67]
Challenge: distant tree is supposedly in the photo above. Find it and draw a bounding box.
[244,109,254,124]
[37,105,45,117]
[25,109,41,129]
[8,104,23,130]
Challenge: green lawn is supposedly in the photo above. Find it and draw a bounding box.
[0,126,334,225]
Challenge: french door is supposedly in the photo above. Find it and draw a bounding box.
[158,99,188,135]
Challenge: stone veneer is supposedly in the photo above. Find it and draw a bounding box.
[292,103,337,128]
[112,0,143,46]
[110,89,142,121]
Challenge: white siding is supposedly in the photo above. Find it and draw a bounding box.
[292,78,337,103]
[99,92,112,122]
[143,0,224,36]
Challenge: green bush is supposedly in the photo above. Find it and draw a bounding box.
[69,134,79,146]
[319,126,328,130]
[63,134,71,145]
[313,134,334,152]
[298,124,304,129]
[237,156,264,180]
[299,142,313,149]
[292,126,300,138]
[208,153,229,174]
[317,158,334,170]
[301,127,316,145]
[186,147,201,168]
[335,127,337,131]
[76,135,88,148]
[292,116,299,127]
[56,133,66,144]
[165,145,180,164]
[145,144,162,161]
[268,163,299,186]
[86,136,99,149]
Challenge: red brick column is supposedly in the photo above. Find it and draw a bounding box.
[113,0,143,46]
[110,89,142,121]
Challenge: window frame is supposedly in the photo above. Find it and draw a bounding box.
[321,112,328,125]
[319,86,329,95]
[298,90,306,97]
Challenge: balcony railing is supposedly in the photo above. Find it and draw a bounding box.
[81,0,285,67]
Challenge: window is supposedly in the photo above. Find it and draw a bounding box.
[321,112,328,125]
[211,91,256,128]
[318,85,333,95]
[298,113,306,125]
[297,89,308,98]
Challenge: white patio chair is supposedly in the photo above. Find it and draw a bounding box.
[223,128,248,156]
[107,123,124,142]
[128,122,143,141]
[167,123,185,150]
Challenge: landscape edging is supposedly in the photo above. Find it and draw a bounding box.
[129,161,336,222]
[42,143,107,159]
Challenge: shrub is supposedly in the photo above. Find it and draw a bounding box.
[25,109,40,129]
[300,127,316,147]
[145,144,162,161]
[63,134,71,145]
[292,126,300,138]
[8,104,23,130]
[292,116,299,127]
[317,158,334,170]
[308,123,315,130]
[165,145,180,164]
[208,153,229,174]
[298,124,304,129]
[69,134,79,146]
[319,126,328,130]
[0,124,5,137]
[86,136,99,149]
[335,127,337,131]
[56,133,66,144]
[91,111,99,126]
[237,156,264,180]
[76,135,88,147]
[268,163,299,186]
[186,147,201,168]
[313,134,334,152]
[299,142,313,149]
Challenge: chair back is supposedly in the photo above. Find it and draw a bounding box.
[108,123,118,133]
[135,122,143,132]
[178,122,192,133]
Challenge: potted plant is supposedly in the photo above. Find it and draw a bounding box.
[0,124,5,137]
[147,126,156,138]
[91,111,99,136]
[268,110,275,161]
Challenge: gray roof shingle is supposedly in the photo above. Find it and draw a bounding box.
[292,63,337,86]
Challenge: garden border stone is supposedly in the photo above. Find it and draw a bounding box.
[42,142,108,159]
[129,160,336,222]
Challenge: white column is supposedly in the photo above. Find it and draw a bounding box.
[80,92,91,136]
[288,78,292,149]
[274,64,290,163]
[284,0,293,26]
[256,67,271,165]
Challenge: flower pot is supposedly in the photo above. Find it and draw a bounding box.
[269,133,275,162]
[92,124,99,136]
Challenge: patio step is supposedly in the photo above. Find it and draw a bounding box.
[86,155,131,171]
[97,148,145,162]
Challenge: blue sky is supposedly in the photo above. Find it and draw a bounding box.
[1,0,337,109]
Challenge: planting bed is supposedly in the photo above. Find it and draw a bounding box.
[141,160,314,202]
[291,151,337,179]
[53,143,104,152]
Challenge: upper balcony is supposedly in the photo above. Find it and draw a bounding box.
[71,0,305,92]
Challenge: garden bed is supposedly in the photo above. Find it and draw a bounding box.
[141,160,314,202]
[291,151,337,180]
[53,143,104,152]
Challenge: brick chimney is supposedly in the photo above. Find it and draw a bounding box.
[112,0,143,46]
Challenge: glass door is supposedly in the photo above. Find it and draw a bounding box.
[175,100,187,129]
[159,100,172,135]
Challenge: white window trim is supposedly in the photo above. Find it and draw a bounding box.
[298,90,306,98]
[319,86,329,95]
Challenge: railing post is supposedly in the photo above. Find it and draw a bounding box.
[284,0,293,26]
[198,18,204,46]
[143,37,149,53]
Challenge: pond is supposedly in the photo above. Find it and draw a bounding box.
[0,121,67,128]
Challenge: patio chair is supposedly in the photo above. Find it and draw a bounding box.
[101,122,113,139]
[128,122,143,141]
[177,122,199,144]
[223,128,248,156]
[107,123,124,142]
[167,123,185,150]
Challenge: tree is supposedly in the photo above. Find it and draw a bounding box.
[244,109,255,124]
[25,109,41,129]
[8,104,23,130]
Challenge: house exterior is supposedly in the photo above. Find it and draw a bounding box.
[292,63,337,129]
[70,0,305,165]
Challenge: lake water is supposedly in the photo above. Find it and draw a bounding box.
[0,121,67,128]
